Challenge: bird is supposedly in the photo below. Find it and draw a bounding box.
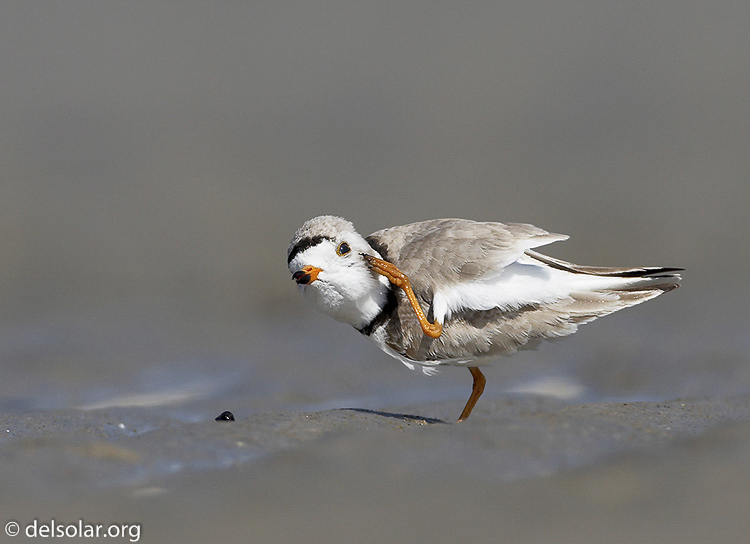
[287,215,681,422]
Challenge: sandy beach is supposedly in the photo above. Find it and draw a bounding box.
[4,391,750,543]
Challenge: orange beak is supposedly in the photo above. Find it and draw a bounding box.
[292,265,322,285]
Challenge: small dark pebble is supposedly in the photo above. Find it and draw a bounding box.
[215,411,235,421]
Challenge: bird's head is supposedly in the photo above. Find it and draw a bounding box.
[287,216,389,328]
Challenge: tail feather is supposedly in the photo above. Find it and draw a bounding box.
[525,249,683,280]
[523,248,681,327]
[559,286,669,325]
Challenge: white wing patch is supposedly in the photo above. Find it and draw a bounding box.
[433,253,637,322]
[431,233,569,322]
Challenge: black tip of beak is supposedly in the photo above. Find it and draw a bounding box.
[292,271,311,285]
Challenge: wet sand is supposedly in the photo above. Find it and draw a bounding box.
[4,393,750,543]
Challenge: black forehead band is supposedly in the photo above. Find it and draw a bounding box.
[287,235,333,265]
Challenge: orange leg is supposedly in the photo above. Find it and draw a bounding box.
[364,255,443,339]
[457,367,486,422]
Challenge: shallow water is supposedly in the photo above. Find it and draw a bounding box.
[1,290,747,447]
[2,289,746,418]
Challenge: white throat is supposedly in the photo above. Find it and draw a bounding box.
[303,272,391,330]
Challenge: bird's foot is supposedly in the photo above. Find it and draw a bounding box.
[363,254,443,339]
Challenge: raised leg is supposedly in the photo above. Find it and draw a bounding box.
[363,255,443,339]
[457,367,486,422]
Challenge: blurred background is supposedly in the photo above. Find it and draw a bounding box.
[0,1,748,414]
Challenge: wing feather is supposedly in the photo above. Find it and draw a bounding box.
[368,218,567,289]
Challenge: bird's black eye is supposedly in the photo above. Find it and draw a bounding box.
[336,241,351,256]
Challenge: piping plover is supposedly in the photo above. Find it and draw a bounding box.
[288,216,681,421]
